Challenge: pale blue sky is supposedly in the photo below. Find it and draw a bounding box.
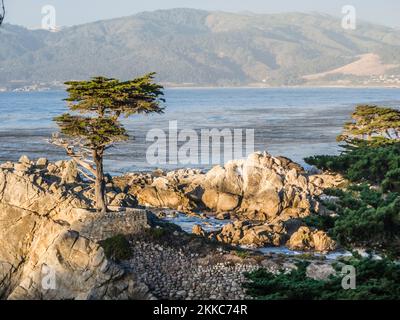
[6,0,400,28]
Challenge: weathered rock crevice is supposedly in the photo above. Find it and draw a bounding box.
[0,157,153,300]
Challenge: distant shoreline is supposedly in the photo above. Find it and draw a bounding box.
[2,84,400,93]
[166,84,400,90]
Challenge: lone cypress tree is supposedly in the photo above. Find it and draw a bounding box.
[51,73,164,213]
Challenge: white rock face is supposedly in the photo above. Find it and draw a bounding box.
[120,152,343,222]
[0,159,153,300]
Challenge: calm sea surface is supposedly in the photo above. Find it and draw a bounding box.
[0,88,399,174]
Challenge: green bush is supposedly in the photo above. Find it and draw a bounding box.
[305,185,400,257]
[305,136,400,257]
[99,234,132,262]
[146,227,167,239]
[305,142,400,191]
[245,258,400,300]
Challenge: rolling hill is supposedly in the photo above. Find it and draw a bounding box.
[1,8,400,88]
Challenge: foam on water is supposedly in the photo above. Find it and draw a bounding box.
[161,211,353,260]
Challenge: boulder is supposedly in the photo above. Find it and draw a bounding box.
[36,158,48,167]
[287,227,314,251]
[137,186,190,210]
[18,155,30,164]
[120,152,335,223]
[202,189,240,212]
[213,221,286,248]
[312,231,337,252]
[306,263,337,281]
[287,226,336,252]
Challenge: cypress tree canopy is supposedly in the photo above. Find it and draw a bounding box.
[55,73,165,149]
[338,105,400,142]
[64,73,165,118]
[52,72,165,213]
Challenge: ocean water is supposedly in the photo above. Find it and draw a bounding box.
[0,87,399,174]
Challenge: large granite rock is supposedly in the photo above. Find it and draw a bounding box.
[212,221,286,248]
[0,158,153,300]
[118,152,344,223]
[287,226,337,253]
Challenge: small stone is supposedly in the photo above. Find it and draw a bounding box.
[73,186,84,193]
[19,155,30,164]
[36,158,48,167]
[176,290,187,298]
[215,212,230,220]
[192,224,205,237]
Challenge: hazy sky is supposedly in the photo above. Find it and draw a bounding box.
[5,0,400,29]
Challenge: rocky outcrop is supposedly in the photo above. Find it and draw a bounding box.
[117,152,344,223]
[112,152,345,252]
[192,225,206,237]
[211,221,286,248]
[287,227,337,253]
[0,156,153,300]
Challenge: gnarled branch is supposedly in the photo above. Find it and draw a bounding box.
[0,0,5,26]
[49,133,97,178]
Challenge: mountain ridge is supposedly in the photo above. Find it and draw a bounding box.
[1,8,400,89]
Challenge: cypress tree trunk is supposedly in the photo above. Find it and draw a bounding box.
[93,149,107,213]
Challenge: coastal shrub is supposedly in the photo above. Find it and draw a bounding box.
[305,107,400,257]
[305,142,400,190]
[235,250,252,259]
[305,185,400,257]
[382,168,400,193]
[99,234,132,262]
[302,214,335,231]
[146,227,167,239]
[244,258,400,300]
[337,105,400,142]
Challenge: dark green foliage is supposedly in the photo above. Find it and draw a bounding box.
[99,234,132,262]
[302,214,335,231]
[305,106,400,257]
[54,114,128,147]
[146,227,167,239]
[330,186,400,257]
[337,105,400,142]
[53,73,164,212]
[382,168,400,193]
[64,74,165,119]
[305,186,400,258]
[245,258,400,300]
[305,142,400,191]
[58,74,164,150]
